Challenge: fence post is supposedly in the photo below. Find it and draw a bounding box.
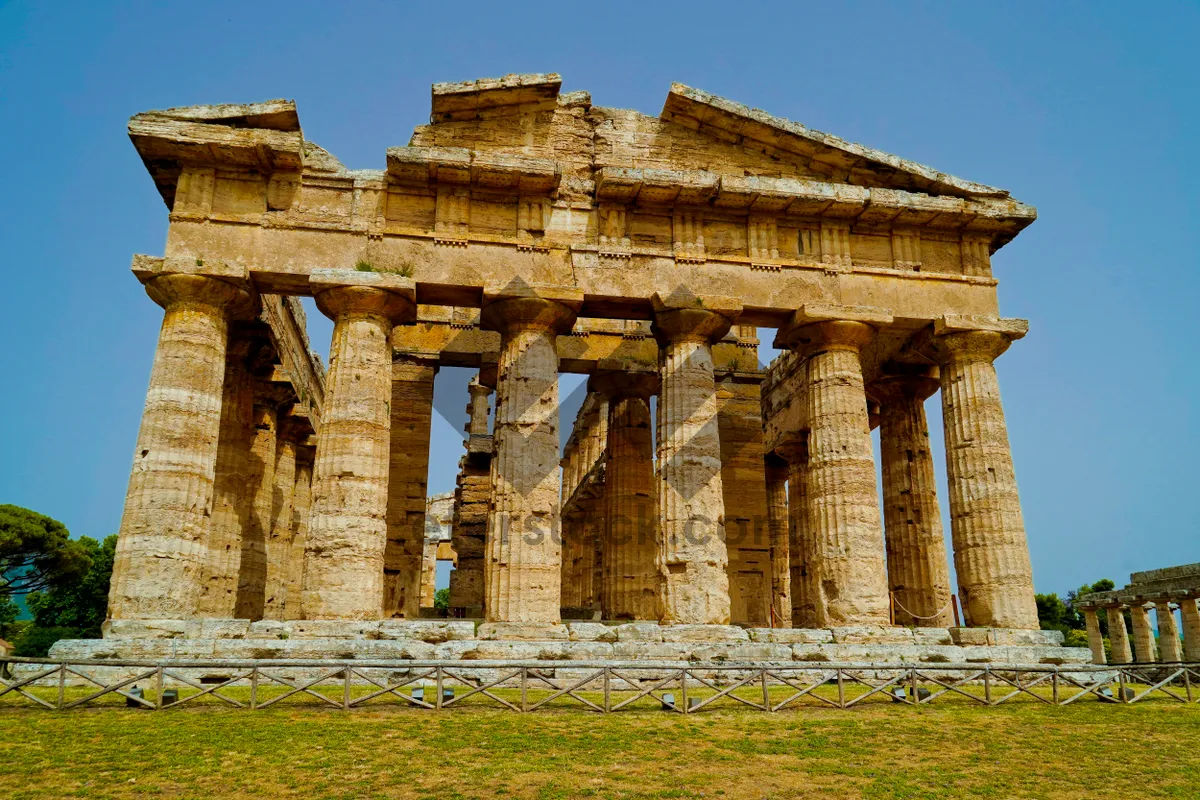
[603,667,610,714]
[436,667,444,710]
[1052,669,1060,705]
[909,667,918,705]
[343,665,351,710]
[520,667,528,713]
[1119,668,1128,704]
[761,669,770,711]
[837,670,846,708]
[984,668,992,705]
[155,665,165,710]
[250,668,259,710]
[57,663,66,711]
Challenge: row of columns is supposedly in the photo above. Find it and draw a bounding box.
[110,271,1036,630]
[1082,599,1200,664]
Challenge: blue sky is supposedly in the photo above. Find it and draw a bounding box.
[1,1,1196,599]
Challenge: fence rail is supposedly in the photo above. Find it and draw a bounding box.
[2,657,1198,713]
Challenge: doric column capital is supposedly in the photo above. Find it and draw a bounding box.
[764,452,789,483]
[392,352,440,383]
[480,285,583,336]
[650,291,742,345]
[279,410,314,443]
[588,369,659,400]
[253,379,297,412]
[311,268,416,324]
[773,304,891,352]
[468,378,493,401]
[915,316,1029,366]
[867,364,941,406]
[773,434,808,466]
[143,272,259,319]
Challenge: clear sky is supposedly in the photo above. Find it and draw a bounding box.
[1,1,1196,600]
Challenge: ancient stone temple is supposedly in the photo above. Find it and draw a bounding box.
[1076,564,1200,665]
[69,73,1085,666]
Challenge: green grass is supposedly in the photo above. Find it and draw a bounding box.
[1,685,1198,799]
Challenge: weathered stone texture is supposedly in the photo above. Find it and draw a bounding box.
[764,457,792,627]
[871,372,954,627]
[302,273,415,619]
[109,273,254,619]
[481,293,579,623]
[383,356,438,618]
[653,294,740,625]
[928,328,1037,629]
[1107,607,1133,664]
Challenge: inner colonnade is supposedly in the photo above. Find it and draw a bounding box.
[105,74,1044,633]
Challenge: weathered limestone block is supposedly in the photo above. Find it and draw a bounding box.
[567,622,619,642]
[870,370,954,627]
[109,272,256,619]
[830,626,916,645]
[691,643,793,661]
[481,289,581,623]
[477,622,570,641]
[449,442,490,610]
[1082,607,1106,664]
[911,628,954,646]
[660,624,750,643]
[614,621,665,642]
[776,314,891,626]
[102,618,198,639]
[375,620,476,642]
[592,371,659,620]
[283,445,314,620]
[383,354,438,618]
[764,457,792,627]
[652,292,741,624]
[611,642,694,660]
[923,324,1038,629]
[302,270,416,619]
[197,337,254,617]
[1129,604,1158,663]
[1106,606,1133,663]
[747,628,833,644]
[1155,601,1182,662]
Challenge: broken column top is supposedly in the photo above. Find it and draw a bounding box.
[431,73,562,121]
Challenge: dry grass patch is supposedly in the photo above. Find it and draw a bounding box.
[1,693,1197,799]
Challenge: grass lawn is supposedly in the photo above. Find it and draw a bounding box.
[1,686,1197,799]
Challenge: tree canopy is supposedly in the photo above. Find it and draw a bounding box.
[0,505,91,595]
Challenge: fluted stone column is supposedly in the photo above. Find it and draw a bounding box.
[480,289,581,623]
[1180,598,1200,661]
[284,444,314,620]
[197,336,254,617]
[652,293,742,624]
[592,372,660,620]
[870,369,954,627]
[302,271,415,620]
[1155,601,1182,663]
[262,416,303,620]
[383,354,439,618]
[449,379,492,611]
[922,320,1037,629]
[1107,605,1133,664]
[777,437,814,628]
[765,456,792,627]
[109,272,256,619]
[1082,607,1106,665]
[776,312,892,626]
[1129,604,1158,663]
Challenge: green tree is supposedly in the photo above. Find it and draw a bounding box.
[434,588,450,611]
[26,534,116,638]
[0,505,91,595]
[0,591,18,639]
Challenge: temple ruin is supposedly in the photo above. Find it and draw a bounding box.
[57,73,1093,666]
[1076,563,1200,665]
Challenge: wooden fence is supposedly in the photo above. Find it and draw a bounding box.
[2,657,1198,713]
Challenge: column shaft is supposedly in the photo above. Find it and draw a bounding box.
[303,282,413,619]
[1180,599,1200,661]
[781,441,816,628]
[874,375,954,627]
[604,393,659,620]
[283,449,314,620]
[482,296,577,623]
[933,331,1037,628]
[795,321,890,626]
[197,338,254,617]
[1083,608,1106,664]
[1155,601,1182,663]
[1129,604,1158,663]
[383,358,437,618]
[262,431,297,620]
[1108,606,1133,664]
[765,459,792,627]
[109,274,251,619]
[234,401,278,619]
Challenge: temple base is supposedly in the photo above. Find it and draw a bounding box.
[49,620,1088,668]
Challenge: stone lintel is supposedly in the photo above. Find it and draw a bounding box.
[588,369,660,399]
[386,146,560,193]
[933,314,1029,339]
[773,304,892,350]
[431,73,562,121]
[132,253,249,284]
[310,268,417,301]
